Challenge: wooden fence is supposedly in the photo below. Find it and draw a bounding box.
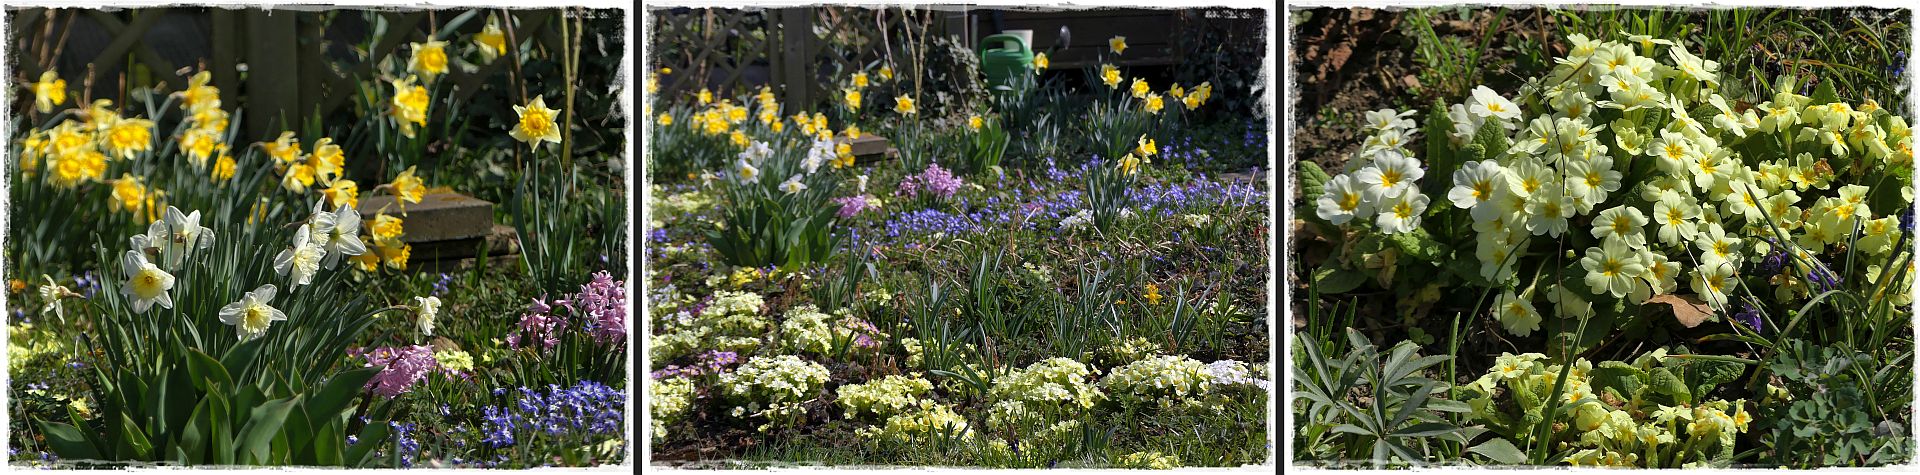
[8,7,579,141]
[645,6,969,111]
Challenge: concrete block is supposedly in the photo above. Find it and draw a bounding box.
[356,192,495,243]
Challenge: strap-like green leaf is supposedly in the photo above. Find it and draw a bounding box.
[38,419,103,461]
[186,349,233,393]
[236,396,300,465]
[1468,437,1527,464]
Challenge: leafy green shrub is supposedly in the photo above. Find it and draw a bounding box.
[1760,339,1913,467]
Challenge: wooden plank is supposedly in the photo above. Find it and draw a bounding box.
[210,7,238,113]
[778,7,811,109]
[245,8,297,139]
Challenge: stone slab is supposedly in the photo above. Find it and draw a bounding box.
[356,192,495,243]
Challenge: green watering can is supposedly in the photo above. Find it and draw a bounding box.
[980,32,1034,90]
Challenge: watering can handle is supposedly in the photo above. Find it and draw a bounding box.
[980,33,1029,54]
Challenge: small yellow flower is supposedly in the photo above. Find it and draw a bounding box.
[1135,136,1157,157]
[1100,64,1122,89]
[389,76,430,138]
[1144,93,1165,114]
[309,137,346,184]
[698,88,713,105]
[510,95,564,147]
[104,118,156,160]
[110,174,149,215]
[211,151,237,182]
[879,65,894,81]
[282,163,316,194]
[895,96,917,115]
[1117,153,1142,176]
[390,166,427,207]
[853,72,870,88]
[1170,84,1186,99]
[473,17,508,62]
[382,243,412,270]
[369,213,406,247]
[1143,284,1163,305]
[182,71,221,112]
[409,40,451,82]
[658,112,673,126]
[1109,36,1128,55]
[32,71,66,113]
[968,115,983,131]
[1033,52,1049,71]
[844,88,863,111]
[321,178,359,209]
[1130,78,1150,99]
[263,131,303,165]
[730,130,750,148]
[1183,93,1203,110]
[845,124,862,139]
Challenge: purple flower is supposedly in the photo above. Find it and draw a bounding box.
[896,164,963,200]
[359,345,437,398]
[834,195,875,218]
[1734,303,1764,333]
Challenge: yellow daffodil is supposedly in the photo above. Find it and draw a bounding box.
[309,137,346,184]
[48,148,107,189]
[1117,153,1141,176]
[390,165,427,208]
[1144,93,1164,114]
[845,124,862,139]
[1170,84,1186,99]
[474,17,508,63]
[1100,64,1122,89]
[263,131,303,165]
[369,213,406,247]
[658,112,673,126]
[1109,36,1128,55]
[895,96,916,115]
[1135,136,1157,157]
[1130,78,1150,98]
[844,88,863,111]
[32,71,66,113]
[879,65,894,81]
[390,76,430,138]
[698,88,713,104]
[510,95,563,147]
[1033,52,1049,71]
[110,174,149,215]
[182,71,221,112]
[382,243,411,270]
[321,179,359,209]
[968,114,983,131]
[282,162,316,194]
[103,118,156,160]
[180,128,221,168]
[408,40,450,82]
[211,151,237,182]
[853,72,869,88]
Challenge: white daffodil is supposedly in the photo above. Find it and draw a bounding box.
[734,159,761,184]
[857,174,869,193]
[310,204,369,269]
[121,250,176,313]
[1582,237,1647,298]
[218,284,286,341]
[1374,189,1429,234]
[37,275,81,321]
[778,175,808,194]
[146,206,215,270]
[1468,85,1522,122]
[273,224,327,290]
[738,140,774,163]
[1315,175,1373,225]
[1353,151,1423,201]
[415,296,442,336]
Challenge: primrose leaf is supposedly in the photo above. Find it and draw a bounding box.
[1312,266,1369,294]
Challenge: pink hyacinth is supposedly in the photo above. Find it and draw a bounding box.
[361,345,437,398]
[570,271,627,345]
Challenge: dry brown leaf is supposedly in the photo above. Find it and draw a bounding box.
[1647,294,1716,328]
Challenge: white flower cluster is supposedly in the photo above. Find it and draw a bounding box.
[853,401,973,444]
[719,354,831,432]
[650,290,769,364]
[1100,354,1213,400]
[649,376,695,439]
[836,374,934,420]
[1201,359,1271,391]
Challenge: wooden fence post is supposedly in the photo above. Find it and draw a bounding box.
[779,7,812,110]
[245,9,297,139]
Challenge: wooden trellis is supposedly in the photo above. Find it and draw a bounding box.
[9,7,576,141]
[646,6,966,111]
